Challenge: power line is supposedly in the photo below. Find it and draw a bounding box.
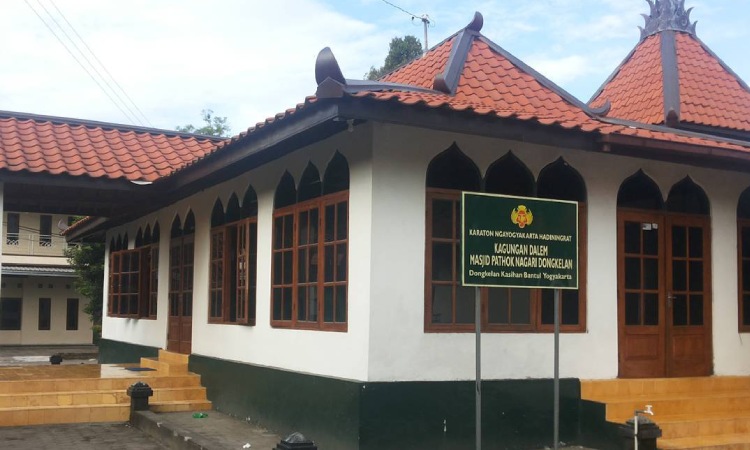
[47,0,153,127]
[378,0,433,52]
[23,0,137,124]
[379,0,421,19]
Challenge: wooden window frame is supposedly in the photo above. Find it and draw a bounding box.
[739,219,750,332]
[425,189,587,333]
[66,298,79,331]
[271,191,348,332]
[108,245,157,319]
[208,217,257,325]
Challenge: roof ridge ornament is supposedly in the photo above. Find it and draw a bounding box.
[639,0,697,40]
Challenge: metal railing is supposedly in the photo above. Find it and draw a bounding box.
[3,232,70,257]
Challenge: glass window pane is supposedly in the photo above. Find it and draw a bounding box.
[488,288,509,324]
[510,289,531,324]
[310,209,319,244]
[336,244,347,281]
[643,293,658,325]
[335,285,347,323]
[743,261,750,292]
[309,286,318,322]
[562,290,580,325]
[743,295,750,326]
[273,289,282,320]
[742,227,750,258]
[283,251,293,284]
[432,243,453,281]
[274,217,283,249]
[643,258,658,290]
[673,294,688,326]
[689,261,703,292]
[456,286,475,324]
[672,226,686,257]
[432,200,454,239]
[324,287,334,322]
[325,205,335,242]
[325,246,334,283]
[431,285,453,324]
[625,258,641,290]
[689,227,703,258]
[309,247,318,282]
[625,293,640,325]
[298,249,307,283]
[283,288,292,321]
[540,290,554,325]
[643,228,658,256]
[273,252,282,285]
[299,212,309,245]
[624,222,641,254]
[297,287,307,320]
[337,202,347,240]
[283,215,293,248]
[689,295,703,325]
[672,260,687,292]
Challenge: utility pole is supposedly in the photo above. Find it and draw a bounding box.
[418,14,431,53]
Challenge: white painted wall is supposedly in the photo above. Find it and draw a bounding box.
[366,123,750,381]
[102,120,750,382]
[104,126,374,381]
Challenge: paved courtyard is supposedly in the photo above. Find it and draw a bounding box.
[0,422,166,449]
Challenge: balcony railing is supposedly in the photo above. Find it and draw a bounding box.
[3,232,71,257]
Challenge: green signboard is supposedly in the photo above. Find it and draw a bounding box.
[461,192,578,289]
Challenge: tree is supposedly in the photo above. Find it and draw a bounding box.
[64,242,105,326]
[366,35,423,80]
[176,109,231,137]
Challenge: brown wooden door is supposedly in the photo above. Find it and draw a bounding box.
[167,237,194,354]
[618,211,712,378]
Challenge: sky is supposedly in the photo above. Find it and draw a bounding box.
[0,0,748,135]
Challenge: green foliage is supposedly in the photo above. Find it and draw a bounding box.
[366,35,423,80]
[176,109,231,137]
[64,242,105,325]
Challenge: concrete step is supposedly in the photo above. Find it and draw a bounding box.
[157,349,189,366]
[0,373,203,394]
[658,433,750,449]
[140,357,188,374]
[0,404,129,426]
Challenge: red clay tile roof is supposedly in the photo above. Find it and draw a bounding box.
[675,32,750,132]
[590,35,665,125]
[382,37,455,88]
[377,36,604,132]
[590,31,750,133]
[0,112,223,182]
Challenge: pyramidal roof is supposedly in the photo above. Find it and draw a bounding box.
[314,12,606,132]
[589,0,750,138]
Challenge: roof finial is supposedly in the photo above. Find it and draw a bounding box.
[639,0,697,40]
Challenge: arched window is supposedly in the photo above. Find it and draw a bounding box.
[425,150,586,333]
[666,177,709,215]
[425,144,481,329]
[738,188,750,331]
[482,153,536,331]
[271,154,350,330]
[618,170,663,210]
[537,159,587,331]
[485,152,535,196]
[108,222,158,320]
[209,190,258,326]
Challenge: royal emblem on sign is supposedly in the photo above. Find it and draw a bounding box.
[511,205,533,228]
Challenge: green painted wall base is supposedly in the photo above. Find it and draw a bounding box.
[98,338,159,364]
[190,354,604,450]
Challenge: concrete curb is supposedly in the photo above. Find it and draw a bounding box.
[131,410,216,450]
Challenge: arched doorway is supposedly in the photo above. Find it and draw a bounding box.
[617,173,712,378]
